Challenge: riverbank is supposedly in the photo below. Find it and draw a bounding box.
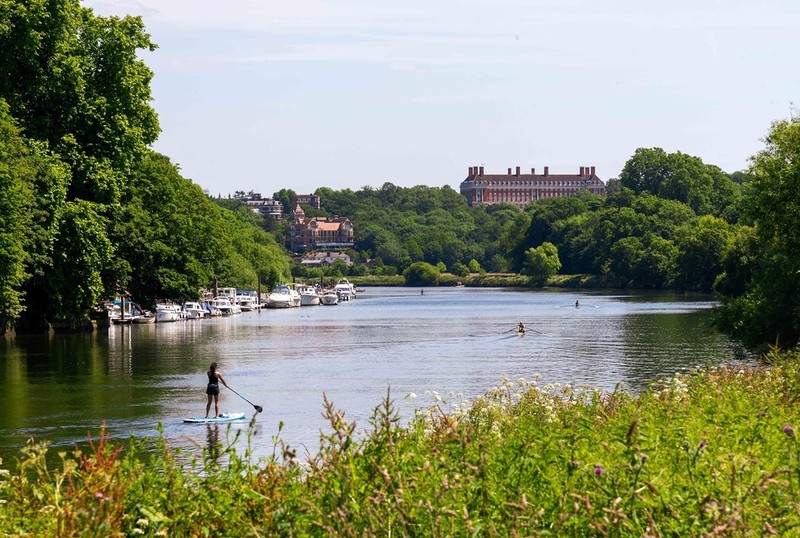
[349,272,621,288]
[3,347,796,535]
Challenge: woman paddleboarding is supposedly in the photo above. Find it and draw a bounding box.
[205,362,230,418]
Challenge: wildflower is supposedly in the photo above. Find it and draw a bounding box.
[699,440,707,448]
[570,460,579,469]
[405,392,417,400]
[784,425,795,437]
[137,519,149,527]
[133,529,145,535]
[95,492,104,500]
[594,464,603,476]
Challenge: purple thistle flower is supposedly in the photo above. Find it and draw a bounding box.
[699,440,707,448]
[784,425,795,437]
[95,492,104,500]
[594,464,603,476]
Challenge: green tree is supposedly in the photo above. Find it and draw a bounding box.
[404,262,440,286]
[619,148,740,216]
[674,216,734,291]
[50,201,113,327]
[450,262,469,277]
[0,103,34,329]
[273,188,297,215]
[0,0,160,204]
[715,115,800,348]
[521,242,561,282]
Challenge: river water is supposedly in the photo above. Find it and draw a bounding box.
[0,287,751,463]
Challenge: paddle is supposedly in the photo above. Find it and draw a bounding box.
[227,386,263,413]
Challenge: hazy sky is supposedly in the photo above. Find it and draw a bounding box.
[83,0,799,197]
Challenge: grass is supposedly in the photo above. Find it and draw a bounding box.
[2,349,800,536]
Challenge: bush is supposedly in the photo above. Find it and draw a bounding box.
[403,262,440,286]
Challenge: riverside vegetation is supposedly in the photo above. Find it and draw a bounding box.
[3,348,800,536]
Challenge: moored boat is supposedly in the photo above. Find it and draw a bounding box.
[133,312,156,324]
[208,296,241,315]
[267,284,301,308]
[298,284,322,306]
[333,278,356,301]
[156,304,183,322]
[182,302,206,319]
[321,290,339,305]
[236,290,260,311]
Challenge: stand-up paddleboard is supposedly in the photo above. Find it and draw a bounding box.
[183,412,247,424]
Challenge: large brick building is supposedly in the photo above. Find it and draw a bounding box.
[460,165,605,208]
[289,205,354,252]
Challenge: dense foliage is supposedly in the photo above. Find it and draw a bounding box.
[310,157,742,293]
[4,350,800,535]
[0,1,290,331]
[714,115,800,349]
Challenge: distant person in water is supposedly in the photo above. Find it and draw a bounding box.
[575,300,580,308]
[205,362,230,418]
[518,321,525,333]
[421,289,424,295]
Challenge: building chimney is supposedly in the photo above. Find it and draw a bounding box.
[590,166,595,175]
[580,166,585,175]
[508,168,512,175]
[479,166,484,175]
[516,166,520,176]
[544,166,549,177]
[469,166,474,176]
[531,168,535,175]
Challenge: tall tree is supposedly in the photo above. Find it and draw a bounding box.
[0,102,34,330]
[715,115,800,349]
[0,0,159,204]
[619,148,740,216]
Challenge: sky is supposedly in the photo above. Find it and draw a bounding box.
[83,0,800,197]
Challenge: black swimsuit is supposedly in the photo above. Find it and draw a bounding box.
[206,371,219,395]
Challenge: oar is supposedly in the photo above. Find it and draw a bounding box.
[227,386,263,413]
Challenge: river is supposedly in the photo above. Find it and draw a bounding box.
[0,287,751,463]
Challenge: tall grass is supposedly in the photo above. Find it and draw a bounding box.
[2,349,800,536]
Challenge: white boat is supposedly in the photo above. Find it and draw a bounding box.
[133,312,156,324]
[182,302,206,319]
[334,278,356,301]
[209,296,241,315]
[321,290,339,305]
[156,304,183,322]
[201,300,222,317]
[236,291,260,311]
[267,284,301,308]
[298,284,321,306]
[109,299,136,324]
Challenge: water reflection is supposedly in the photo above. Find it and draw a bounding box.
[206,424,220,461]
